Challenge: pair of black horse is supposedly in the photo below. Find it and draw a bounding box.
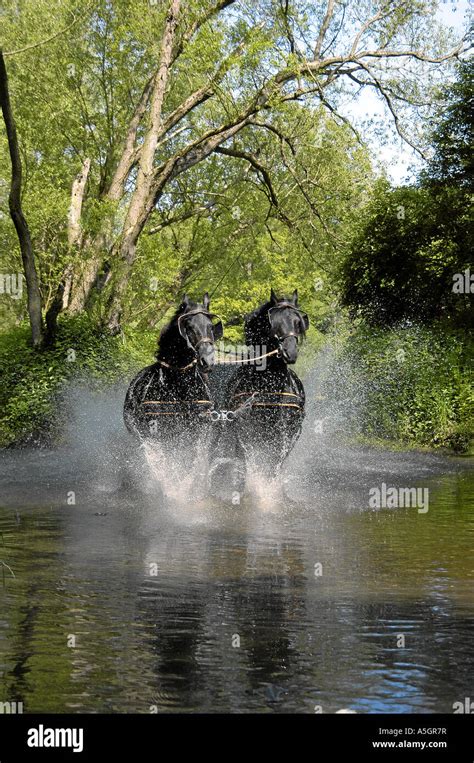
[123,289,309,497]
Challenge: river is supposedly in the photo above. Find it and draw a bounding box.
[0,384,473,713]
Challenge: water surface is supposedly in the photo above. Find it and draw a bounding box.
[0,387,473,713]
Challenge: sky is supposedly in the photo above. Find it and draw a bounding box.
[340,0,471,185]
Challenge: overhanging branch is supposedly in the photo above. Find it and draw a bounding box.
[214,145,280,207]
[147,203,215,235]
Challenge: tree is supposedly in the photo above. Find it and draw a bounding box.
[339,183,468,325]
[340,59,473,328]
[0,51,44,346]
[423,58,474,190]
[0,0,467,339]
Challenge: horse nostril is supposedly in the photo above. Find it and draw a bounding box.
[282,347,297,364]
[199,350,214,368]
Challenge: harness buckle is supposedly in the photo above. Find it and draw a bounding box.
[210,409,236,422]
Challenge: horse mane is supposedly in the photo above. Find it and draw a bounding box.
[244,301,271,345]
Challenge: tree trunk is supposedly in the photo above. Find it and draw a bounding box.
[0,51,44,347]
[62,157,91,312]
[67,157,91,248]
[44,157,91,339]
[105,0,181,333]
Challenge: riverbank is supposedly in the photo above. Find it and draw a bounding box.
[312,321,473,455]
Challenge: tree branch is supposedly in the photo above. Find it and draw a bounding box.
[247,119,296,154]
[350,2,398,57]
[275,42,466,88]
[314,0,336,59]
[280,0,298,57]
[3,6,92,57]
[106,77,155,200]
[121,0,181,249]
[171,0,237,64]
[107,30,246,200]
[147,203,215,235]
[348,65,428,158]
[214,145,280,207]
[68,157,91,247]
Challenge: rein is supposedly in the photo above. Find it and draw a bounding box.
[215,348,280,365]
[155,302,305,371]
[148,306,303,419]
[154,348,281,371]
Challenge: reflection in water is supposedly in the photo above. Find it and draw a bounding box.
[0,386,473,713]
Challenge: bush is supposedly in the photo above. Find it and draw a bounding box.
[324,322,473,453]
[0,315,154,447]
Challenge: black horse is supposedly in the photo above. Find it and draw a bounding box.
[208,289,308,495]
[123,293,223,448]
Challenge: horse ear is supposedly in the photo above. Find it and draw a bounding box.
[270,288,278,305]
[213,320,223,340]
[203,292,210,310]
[292,289,298,305]
[181,293,190,308]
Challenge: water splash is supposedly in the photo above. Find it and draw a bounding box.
[0,354,462,517]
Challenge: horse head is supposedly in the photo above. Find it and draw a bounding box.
[176,292,223,371]
[267,289,309,364]
[244,289,309,365]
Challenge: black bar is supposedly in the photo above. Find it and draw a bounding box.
[0,713,472,761]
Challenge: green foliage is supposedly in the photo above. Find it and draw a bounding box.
[1,0,454,331]
[0,316,153,447]
[127,104,373,339]
[0,0,469,451]
[339,182,472,327]
[340,61,473,329]
[327,322,473,453]
[422,59,474,191]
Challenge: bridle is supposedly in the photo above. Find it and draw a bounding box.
[177,308,223,351]
[221,302,308,415]
[154,309,223,372]
[267,302,309,355]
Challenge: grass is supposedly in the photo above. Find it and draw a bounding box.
[323,321,473,454]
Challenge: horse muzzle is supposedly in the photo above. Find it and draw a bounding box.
[279,336,298,364]
[197,343,215,370]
